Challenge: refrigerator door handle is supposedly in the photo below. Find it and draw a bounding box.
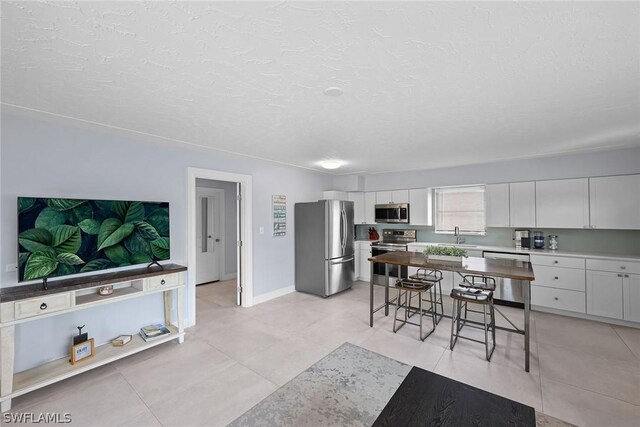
[341,209,347,252]
[330,256,354,265]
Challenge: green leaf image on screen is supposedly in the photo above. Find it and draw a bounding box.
[17,198,170,282]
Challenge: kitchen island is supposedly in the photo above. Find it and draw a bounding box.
[368,252,536,371]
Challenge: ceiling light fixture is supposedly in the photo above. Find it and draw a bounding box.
[323,87,344,97]
[319,159,343,170]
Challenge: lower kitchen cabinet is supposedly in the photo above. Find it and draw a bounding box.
[586,270,624,319]
[356,244,372,281]
[531,286,586,313]
[623,274,640,322]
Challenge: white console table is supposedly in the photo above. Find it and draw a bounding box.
[0,264,187,412]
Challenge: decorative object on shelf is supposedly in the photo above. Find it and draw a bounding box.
[533,231,545,249]
[139,323,171,342]
[548,235,559,250]
[368,227,379,240]
[423,246,468,263]
[272,195,286,237]
[98,285,114,296]
[111,335,132,346]
[73,325,88,345]
[70,338,95,365]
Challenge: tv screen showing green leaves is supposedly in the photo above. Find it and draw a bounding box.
[18,198,170,282]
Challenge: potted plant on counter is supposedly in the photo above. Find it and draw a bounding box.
[423,246,468,264]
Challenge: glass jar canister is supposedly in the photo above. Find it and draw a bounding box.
[548,235,558,250]
[533,232,545,249]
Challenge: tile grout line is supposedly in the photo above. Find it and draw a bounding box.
[540,375,640,408]
[611,325,639,360]
[115,371,166,427]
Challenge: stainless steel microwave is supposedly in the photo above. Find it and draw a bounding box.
[375,203,410,223]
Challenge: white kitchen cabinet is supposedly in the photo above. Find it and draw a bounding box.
[509,181,536,227]
[354,244,361,279]
[623,274,640,322]
[485,183,510,227]
[409,188,432,226]
[375,190,409,204]
[590,174,640,230]
[359,245,372,281]
[586,270,623,319]
[364,192,376,224]
[323,190,348,200]
[348,192,365,224]
[536,178,589,229]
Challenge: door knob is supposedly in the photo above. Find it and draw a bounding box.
[215,238,221,242]
[208,235,212,238]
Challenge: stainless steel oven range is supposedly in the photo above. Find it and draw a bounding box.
[371,229,417,285]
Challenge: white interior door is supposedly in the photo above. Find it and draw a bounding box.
[196,189,222,284]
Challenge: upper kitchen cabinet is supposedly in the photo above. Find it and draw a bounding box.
[509,181,536,227]
[409,188,432,226]
[536,178,589,228]
[485,183,510,227]
[364,192,377,224]
[376,190,409,204]
[590,175,640,229]
[348,192,365,224]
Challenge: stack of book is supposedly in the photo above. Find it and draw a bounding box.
[139,324,171,342]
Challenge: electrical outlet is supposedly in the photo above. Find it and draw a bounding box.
[6,263,17,273]
[259,227,264,235]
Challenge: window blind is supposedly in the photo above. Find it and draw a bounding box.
[434,186,486,234]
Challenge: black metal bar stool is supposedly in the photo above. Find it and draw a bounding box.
[450,275,496,361]
[393,278,436,341]
[410,268,445,324]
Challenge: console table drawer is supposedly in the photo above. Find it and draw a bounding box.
[531,286,585,313]
[15,293,73,320]
[531,266,585,292]
[146,273,180,291]
[530,255,585,269]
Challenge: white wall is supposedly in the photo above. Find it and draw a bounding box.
[195,178,237,278]
[1,110,331,371]
[362,146,640,191]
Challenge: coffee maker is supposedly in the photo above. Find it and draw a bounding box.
[514,229,531,249]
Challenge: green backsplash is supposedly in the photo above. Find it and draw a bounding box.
[355,224,640,257]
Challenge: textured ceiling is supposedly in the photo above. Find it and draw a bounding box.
[2,1,639,174]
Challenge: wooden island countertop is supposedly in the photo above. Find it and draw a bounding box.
[368,252,535,281]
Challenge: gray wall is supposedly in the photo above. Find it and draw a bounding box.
[195,178,238,278]
[1,110,331,371]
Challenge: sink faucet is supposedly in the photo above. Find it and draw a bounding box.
[454,226,465,244]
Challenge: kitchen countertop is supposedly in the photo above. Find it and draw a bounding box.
[354,239,640,262]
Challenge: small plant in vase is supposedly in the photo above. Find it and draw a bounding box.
[423,246,468,263]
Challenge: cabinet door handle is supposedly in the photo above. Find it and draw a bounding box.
[624,274,629,278]
[40,303,47,310]
[617,274,623,278]
[620,266,626,270]
[554,276,559,280]
[160,279,166,285]
[553,260,558,264]
[554,297,559,301]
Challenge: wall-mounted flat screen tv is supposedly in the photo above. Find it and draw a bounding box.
[18,197,170,282]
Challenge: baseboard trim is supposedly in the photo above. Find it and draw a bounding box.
[252,285,295,305]
[532,305,640,328]
[221,273,237,281]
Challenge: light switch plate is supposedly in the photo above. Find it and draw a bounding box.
[6,263,17,273]
[259,227,264,235]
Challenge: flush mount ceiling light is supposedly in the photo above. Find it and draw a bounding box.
[323,87,344,97]
[318,159,344,170]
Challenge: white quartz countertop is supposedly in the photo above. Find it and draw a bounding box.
[354,239,640,262]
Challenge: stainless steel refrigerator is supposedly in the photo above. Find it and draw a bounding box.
[295,200,354,297]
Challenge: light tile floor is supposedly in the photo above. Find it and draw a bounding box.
[10,280,640,427]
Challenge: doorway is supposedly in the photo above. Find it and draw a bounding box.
[187,168,253,326]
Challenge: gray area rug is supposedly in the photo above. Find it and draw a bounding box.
[230,342,574,427]
[229,342,411,427]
